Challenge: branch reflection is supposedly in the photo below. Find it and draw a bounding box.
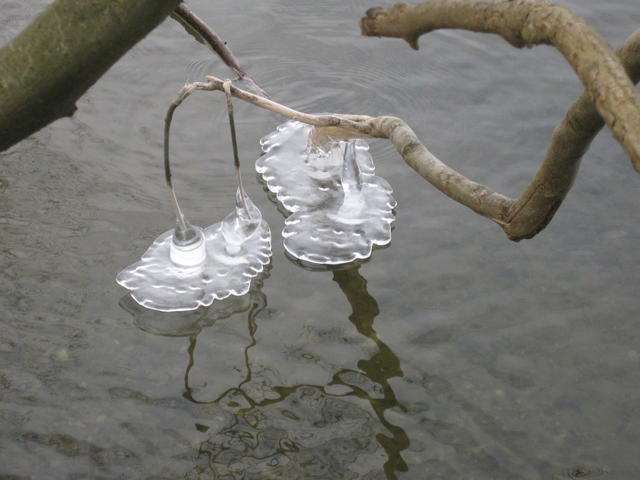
[332,267,409,478]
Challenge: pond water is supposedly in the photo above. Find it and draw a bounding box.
[1,1,639,478]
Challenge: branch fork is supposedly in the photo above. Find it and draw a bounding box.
[169,0,640,242]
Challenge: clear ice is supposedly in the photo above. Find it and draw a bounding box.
[116,188,271,312]
[256,120,396,265]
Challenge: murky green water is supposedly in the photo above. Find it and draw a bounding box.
[1,1,639,478]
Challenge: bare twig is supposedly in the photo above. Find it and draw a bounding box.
[173,3,246,78]
[164,84,197,233]
[173,2,639,241]
[189,76,514,223]
[172,2,267,97]
[222,79,250,215]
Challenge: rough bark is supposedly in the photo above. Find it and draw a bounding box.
[360,0,640,174]
[0,0,182,151]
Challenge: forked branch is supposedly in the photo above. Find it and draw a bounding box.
[508,29,640,238]
[177,2,640,241]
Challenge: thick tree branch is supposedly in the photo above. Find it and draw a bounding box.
[0,0,182,152]
[360,0,640,174]
[506,29,640,239]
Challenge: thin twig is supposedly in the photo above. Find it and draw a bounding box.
[200,76,373,134]
[188,75,513,222]
[172,2,268,97]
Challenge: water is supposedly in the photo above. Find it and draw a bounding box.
[1,1,639,478]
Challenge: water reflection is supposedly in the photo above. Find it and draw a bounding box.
[332,267,409,479]
[119,292,252,337]
[121,265,409,479]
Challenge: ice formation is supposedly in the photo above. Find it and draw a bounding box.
[117,78,272,312]
[256,120,396,264]
[116,189,271,312]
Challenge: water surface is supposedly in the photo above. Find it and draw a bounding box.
[1,1,639,478]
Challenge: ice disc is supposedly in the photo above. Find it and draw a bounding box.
[256,120,396,265]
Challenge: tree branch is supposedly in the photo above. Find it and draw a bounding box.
[185,45,639,240]
[171,2,266,97]
[360,0,640,174]
[0,0,182,152]
[3,0,636,241]
[186,76,514,222]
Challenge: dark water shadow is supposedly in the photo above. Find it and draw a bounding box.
[117,258,598,478]
[119,265,272,337]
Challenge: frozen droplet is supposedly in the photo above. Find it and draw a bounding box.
[332,142,366,222]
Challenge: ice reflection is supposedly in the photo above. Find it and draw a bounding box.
[119,289,252,337]
[127,266,409,479]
